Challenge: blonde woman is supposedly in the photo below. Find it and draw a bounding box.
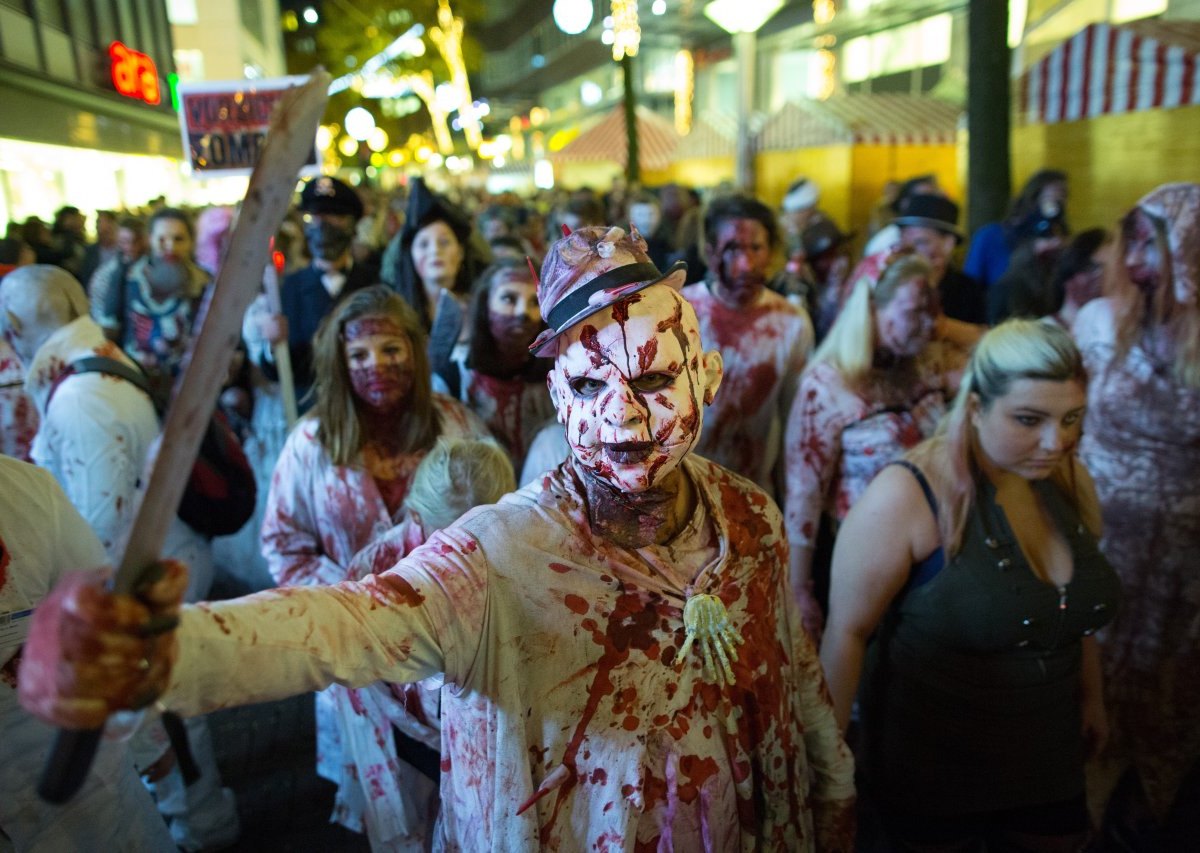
[784,252,960,632]
[821,320,1120,851]
[333,438,516,853]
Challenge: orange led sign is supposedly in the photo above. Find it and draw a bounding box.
[109,41,161,106]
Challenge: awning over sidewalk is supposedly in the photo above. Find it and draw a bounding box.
[1020,19,1200,125]
[550,105,679,170]
[756,94,961,151]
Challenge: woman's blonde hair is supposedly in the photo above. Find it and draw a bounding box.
[1109,208,1200,387]
[907,318,1098,555]
[312,285,437,465]
[405,437,516,531]
[810,253,932,385]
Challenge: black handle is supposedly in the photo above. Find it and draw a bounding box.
[38,727,102,804]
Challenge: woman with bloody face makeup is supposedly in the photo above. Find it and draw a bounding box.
[260,286,487,836]
[1072,183,1200,844]
[821,320,1120,851]
[784,252,963,635]
[436,259,555,471]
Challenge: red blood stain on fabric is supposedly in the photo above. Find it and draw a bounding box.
[378,574,426,607]
[678,754,720,803]
[564,593,589,615]
[549,562,572,574]
[590,767,608,785]
[0,538,9,593]
[211,611,232,635]
[539,587,661,844]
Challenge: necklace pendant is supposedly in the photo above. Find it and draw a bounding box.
[677,593,744,685]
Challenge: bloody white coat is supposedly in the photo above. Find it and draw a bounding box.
[168,455,856,851]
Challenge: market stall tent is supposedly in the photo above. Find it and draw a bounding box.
[754,93,961,239]
[669,115,736,190]
[1015,19,1200,229]
[549,104,679,190]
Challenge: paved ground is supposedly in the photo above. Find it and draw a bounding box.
[207,690,369,851]
[206,573,369,852]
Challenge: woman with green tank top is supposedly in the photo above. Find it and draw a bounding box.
[820,319,1121,851]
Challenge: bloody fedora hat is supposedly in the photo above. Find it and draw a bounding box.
[529,225,686,357]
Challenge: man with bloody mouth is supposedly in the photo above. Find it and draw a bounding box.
[20,226,855,851]
[682,196,813,500]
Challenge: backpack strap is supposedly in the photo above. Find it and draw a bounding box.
[69,356,161,413]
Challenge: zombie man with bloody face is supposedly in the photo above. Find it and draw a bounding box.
[260,286,486,842]
[20,227,856,852]
[682,195,813,499]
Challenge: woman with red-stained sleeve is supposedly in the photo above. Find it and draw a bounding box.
[784,253,963,634]
[1074,183,1200,844]
[260,285,487,842]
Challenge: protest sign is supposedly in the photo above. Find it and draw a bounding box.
[177,75,321,177]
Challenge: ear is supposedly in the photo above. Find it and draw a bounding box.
[968,391,982,428]
[701,349,724,406]
[548,370,567,425]
[4,309,22,338]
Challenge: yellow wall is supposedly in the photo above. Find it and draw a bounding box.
[755,146,854,228]
[753,143,959,244]
[667,156,735,190]
[849,144,959,236]
[1013,106,1200,231]
[556,161,674,191]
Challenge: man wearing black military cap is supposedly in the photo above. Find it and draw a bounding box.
[259,176,381,406]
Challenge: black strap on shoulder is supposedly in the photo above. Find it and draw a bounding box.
[890,460,939,520]
[70,356,161,412]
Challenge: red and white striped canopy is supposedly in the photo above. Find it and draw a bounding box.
[756,94,961,151]
[1021,20,1200,124]
[550,105,679,170]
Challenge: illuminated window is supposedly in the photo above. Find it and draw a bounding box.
[173,48,204,82]
[1112,0,1167,22]
[842,13,952,84]
[166,0,199,26]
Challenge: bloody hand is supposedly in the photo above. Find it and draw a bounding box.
[18,561,188,729]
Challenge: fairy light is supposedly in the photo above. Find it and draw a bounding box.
[611,0,640,61]
[815,47,836,100]
[813,0,836,26]
[429,0,482,150]
[674,49,694,135]
[399,70,455,155]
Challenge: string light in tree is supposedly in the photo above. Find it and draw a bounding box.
[674,49,694,135]
[611,0,641,61]
[429,0,482,150]
[813,0,836,26]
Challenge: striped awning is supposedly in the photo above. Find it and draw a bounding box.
[1021,20,1200,125]
[674,114,737,159]
[756,94,961,151]
[550,105,679,170]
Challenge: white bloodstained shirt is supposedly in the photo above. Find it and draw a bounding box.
[681,283,813,498]
[168,455,856,851]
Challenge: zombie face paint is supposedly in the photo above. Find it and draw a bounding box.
[411,221,464,288]
[973,378,1086,480]
[343,316,414,411]
[707,218,771,308]
[1124,208,1163,293]
[487,277,540,353]
[874,277,936,358]
[549,285,721,493]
